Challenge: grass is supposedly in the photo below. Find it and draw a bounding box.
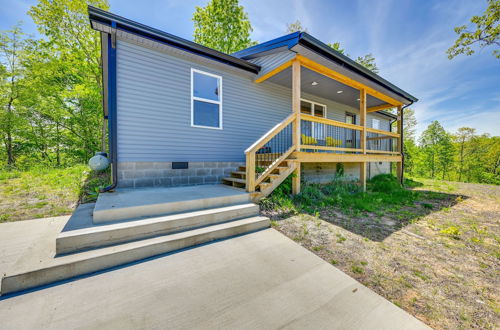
[0,165,110,222]
[270,176,500,329]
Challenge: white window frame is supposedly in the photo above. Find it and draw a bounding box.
[300,99,327,139]
[191,68,223,130]
[300,98,327,118]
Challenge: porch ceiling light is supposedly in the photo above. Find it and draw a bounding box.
[337,90,343,94]
[311,81,318,86]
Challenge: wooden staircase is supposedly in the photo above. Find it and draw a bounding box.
[222,159,296,201]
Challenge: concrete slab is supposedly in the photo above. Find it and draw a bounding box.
[93,184,250,223]
[0,224,429,329]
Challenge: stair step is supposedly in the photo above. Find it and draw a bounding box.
[57,203,260,255]
[231,171,246,177]
[239,166,246,171]
[93,185,250,224]
[1,216,270,295]
[222,177,246,184]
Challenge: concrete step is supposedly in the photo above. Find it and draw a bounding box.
[93,185,250,224]
[57,203,260,254]
[1,216,270,295]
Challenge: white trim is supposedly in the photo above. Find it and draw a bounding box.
[300,98,327,118]
[300,98,327,139]
[190,68,223,130]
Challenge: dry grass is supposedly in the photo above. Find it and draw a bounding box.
[272,179,500,329]
[0,165,110,222]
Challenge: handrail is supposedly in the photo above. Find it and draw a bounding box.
[366,127,399,137]
[300,114,362,131]
[245,113,297,154]
[245,113,297,192]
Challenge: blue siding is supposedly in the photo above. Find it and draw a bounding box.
[116,40,292,162]
[116,40,392,162]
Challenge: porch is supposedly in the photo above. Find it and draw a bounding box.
[223,55,405,198]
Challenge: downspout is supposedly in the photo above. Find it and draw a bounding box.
[100,22,118,192]
[399,101,414,185]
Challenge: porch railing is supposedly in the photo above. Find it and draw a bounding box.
[245,113,297,192]
[299,114,363,153]
[366,128,400,154]
[245,112,400,192]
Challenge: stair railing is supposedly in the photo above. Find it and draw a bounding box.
[245,113,297,192]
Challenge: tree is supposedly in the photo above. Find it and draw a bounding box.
[28,0,109,163]
[447,0,500,59]
[355,53,379,73]
[193,0,256,54]
[403,108,417,142]
[419,121,454,178]
[453,127,476,181]
[0,25,28,166]
[286,20,308,33]
[327,42,349,56]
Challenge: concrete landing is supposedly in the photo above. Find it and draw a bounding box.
[93,184,250,223]
[0,226,428,329]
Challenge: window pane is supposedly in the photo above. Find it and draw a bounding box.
[193,72,220,101]
[300,100,312,115]
[314,104,325,117]
[372,119,380,129]
[193,100,220,128]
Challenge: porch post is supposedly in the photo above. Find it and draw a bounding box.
[292,59,301,194]
[396,105,403,184]
[359,89,367,192]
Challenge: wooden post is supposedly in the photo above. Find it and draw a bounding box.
[360,162,366,192]
[292,162,301,195]
[396,105,403,184]
[359,89,367,191]
[246,152,255,192]
[292,59,301,194]
[292,59,301,150]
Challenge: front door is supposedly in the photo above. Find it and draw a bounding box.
[345,113,357,148]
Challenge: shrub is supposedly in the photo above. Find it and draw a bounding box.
[369,174,402,193]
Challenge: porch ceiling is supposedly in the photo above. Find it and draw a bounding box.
[267,66,387,109]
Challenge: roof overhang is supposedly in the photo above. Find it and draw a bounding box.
[234,32,418,105]
[88,6,260,74]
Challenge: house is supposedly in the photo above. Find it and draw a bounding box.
[89,6,417,199]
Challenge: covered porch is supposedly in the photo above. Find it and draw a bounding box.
[244,53,407,195]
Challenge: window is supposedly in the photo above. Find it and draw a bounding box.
[191,69,222,129]
[301,99,327,139]
[372,118,380,130]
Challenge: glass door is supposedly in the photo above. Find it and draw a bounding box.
[345,113,356,148]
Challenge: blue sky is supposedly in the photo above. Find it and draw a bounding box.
[1,0,499,137]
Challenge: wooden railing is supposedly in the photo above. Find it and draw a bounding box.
[245,113,297,192]
[245,113,400,192]
[366,128,400,155]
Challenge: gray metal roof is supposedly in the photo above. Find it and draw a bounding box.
[88,6,260,74]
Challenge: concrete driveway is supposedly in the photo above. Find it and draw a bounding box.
[0,219,428,329]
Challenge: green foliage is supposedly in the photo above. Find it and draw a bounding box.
[261,174,418,217]
[440,226,462,239]
[0,0,109,168]
[327,42,348,56]
[419,121,455,180]
[369,174,402,193]
[355,53,379,73]
[286,20,308,33]
[447,0,500,59]
[193,0,256,54]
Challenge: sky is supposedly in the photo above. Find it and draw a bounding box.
[1,0,499,137]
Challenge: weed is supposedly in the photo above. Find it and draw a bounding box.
[440,226,462,239]
[330,259,338,265]
[360,261,368,266]
[313,245,324,251]
[336,233,346,243]
[351,265,364,274]
[421,203,434,209]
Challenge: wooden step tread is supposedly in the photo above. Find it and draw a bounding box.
[232,171,246,176]
[222,177,246,184]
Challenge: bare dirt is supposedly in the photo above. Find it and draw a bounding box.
[272,180,499,329]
